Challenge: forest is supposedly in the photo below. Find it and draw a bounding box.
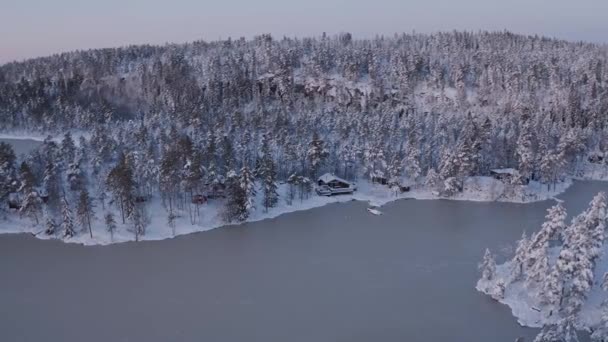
[1,30,608,235]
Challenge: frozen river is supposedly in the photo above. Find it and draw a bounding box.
[0,138,603,341]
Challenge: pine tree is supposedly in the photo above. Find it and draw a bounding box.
[18,162,41,224]
[515,112,535,184]
[104,212,117,242]
[479,248,496,281]
[286,173,298,205]
[262,159,279,212]
[510,231,530,282]
[424,168,442,192]
[260,134,279,211]
[60,132,76,166]
[45,216,57,235]
[223,170,248,222]
[0,142,17,205]
[43,158,61,214]
[61,195,76,238]
[526,203,567,288]
[240,166,256,213]
[106,153,136,223]
[76,189,95,238]
[307,131,328,178]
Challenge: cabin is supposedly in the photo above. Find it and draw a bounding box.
[588,152,604,164]
[204,182,226,199]
[7,193,21,210]
[316,173,357,196]
[191,194,207,205]
[135,194,151,203]
[371,176,389,185]
[490,168,529,185]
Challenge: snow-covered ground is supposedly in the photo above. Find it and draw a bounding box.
[1,175,574,246]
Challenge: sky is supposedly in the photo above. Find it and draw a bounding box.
[2,0,608,64]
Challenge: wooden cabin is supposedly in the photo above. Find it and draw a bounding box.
[490,168,529,185]
[316,173,357,196]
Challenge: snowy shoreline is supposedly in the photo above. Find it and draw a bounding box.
[1,175,577,246]
[476,191,608,339]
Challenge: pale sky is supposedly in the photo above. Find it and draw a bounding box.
[2,0,608,64]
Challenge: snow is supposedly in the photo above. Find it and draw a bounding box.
[476,249,607,331]
[1,175,576,246]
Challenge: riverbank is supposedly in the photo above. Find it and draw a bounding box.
[1,175,575,246]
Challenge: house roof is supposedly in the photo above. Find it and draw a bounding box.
[490,168,518,175]
[318,173,350,185]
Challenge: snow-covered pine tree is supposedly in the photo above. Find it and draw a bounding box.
[0,143,17,206]
[526,203,567,288]
[60,132,76,167]
[515,112,535,184]
[424,168,442,192]
[76,189,95,238]
[591,273,608,341]
[262,159,279,212]
[286,173,299,205]
[43,158,61,214]
[45,216,57,236]
[260,134,279,212]
[104,212,117,242]
[510,231,530,282]
[479,248,496,281]
[223,170,248,222]
[18,161,41,224]
[307,131,328,179]
[240,166,256,214]
[61,194,76,238]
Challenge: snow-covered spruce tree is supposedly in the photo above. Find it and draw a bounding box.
[106,153,136,224]
[424,168,442,192]
[557,192,607,316]
[591,273,608,341]
[286,173,298,205]
[18,161,41,224]
[515,112,535,185]
[60,195,76,238]
[510,231,530,282]
[533,318,580,342]
[167,210,177,236]
[67,160,85,192]
[60,132,76,167]
[526,203,567,288]
[240,166,256,214]
[45,216,57,236]
[262,159,279,212]
[479,248,496,281]
[223,170,248,222]
[104,212,117,242]
[542,265,563,310]
[43,158,61,214]
[0,143,17,206]
[260,134,279,212]
[131,207,146,242]
[76,189,95,238]
[307,131,328,179]
[403,115,422,183]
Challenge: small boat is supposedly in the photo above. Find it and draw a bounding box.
[367,208,382,215]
